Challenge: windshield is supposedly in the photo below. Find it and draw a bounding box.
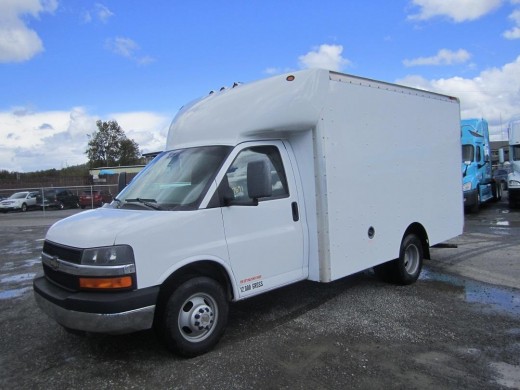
[10,192,28,199]
[512,145,520,161]
[462,144,474,162]
[116,146,231,211]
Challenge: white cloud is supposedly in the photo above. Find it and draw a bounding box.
[396,55,520,140]
[503,8,520,38]
[83,3,114,24]
[0,0,58,63]
[106,37,138,58]
[94,3,114,23]
[109,112,170,154]
[408,0,503,22]
[105,36,155,65]
[298,44,351,71]
[403,49,471,66]
[0,107,169,172]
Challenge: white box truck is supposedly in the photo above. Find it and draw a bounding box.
[33,69,463,357]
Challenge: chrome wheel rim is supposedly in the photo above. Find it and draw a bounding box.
[177,293,218,342]
[404,244,420,275]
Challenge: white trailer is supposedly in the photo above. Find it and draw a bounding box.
[34,69,463,357]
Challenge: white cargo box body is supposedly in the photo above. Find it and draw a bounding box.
[313,72,463,281]
[168,69,463,283]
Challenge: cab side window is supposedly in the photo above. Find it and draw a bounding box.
[221,146,289,204]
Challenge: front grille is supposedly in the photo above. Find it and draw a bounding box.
[43,263,79,291]
[43,241,82,264]
[42,240,83,291]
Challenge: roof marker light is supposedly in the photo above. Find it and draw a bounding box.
[286,75,295,81]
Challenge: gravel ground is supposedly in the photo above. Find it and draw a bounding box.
[1,201,519,389]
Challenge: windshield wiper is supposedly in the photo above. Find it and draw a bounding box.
[125,198,163,210]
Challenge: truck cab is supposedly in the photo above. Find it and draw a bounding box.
[461,118,500,212]
[508,120,520,208]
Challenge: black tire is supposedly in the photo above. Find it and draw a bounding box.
[159,277,228,358]
[494,182,502,201]
[374,234,423,285]
[469,187,480,213]
[21,203,27,212]
[61,325,86,336]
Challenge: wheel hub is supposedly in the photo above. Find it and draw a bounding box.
[191,305,214,331]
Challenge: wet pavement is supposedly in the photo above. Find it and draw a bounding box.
[0,200,519,389]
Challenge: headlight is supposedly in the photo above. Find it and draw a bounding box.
[81,245,135,266]
[462,182,472,191]
[509,180,520,187]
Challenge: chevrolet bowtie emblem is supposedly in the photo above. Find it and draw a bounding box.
[50,256,59,271]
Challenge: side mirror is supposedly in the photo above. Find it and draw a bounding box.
[247,159,272,200]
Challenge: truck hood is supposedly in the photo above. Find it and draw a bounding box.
[46,207,186,248]
[509,170,520,183]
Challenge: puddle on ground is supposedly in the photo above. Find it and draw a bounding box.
[0,271,37,300]
[489,227,512,236]
[491,219,520,228]
[0,272,36,284]
[421,268,520,316]
[0,287,32,300]
[1,258,41,272]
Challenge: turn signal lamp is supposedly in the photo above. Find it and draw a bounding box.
[79,276,133,290]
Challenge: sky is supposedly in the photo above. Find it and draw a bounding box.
[1,0,519,173]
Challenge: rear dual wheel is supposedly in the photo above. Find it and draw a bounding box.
[374,234,423,285]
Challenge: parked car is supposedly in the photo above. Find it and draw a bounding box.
[493,168,511,191]
[79,190,113,209]
[0,191,38,212]
[36,189,80,210]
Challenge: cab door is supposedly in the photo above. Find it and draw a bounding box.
[218,141,305,298]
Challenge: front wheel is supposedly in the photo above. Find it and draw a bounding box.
[469,187,481,213]
[159,277,228,358]
[21,203,27,212]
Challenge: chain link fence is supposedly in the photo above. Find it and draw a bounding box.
[0,184,119,214]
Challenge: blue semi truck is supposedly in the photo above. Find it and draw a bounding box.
[508,120,520,208]
[461,118,502,212]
